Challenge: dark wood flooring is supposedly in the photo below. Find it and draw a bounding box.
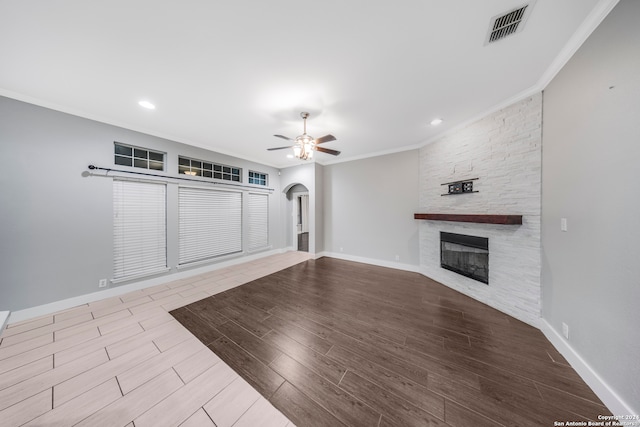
[170,258,610,427]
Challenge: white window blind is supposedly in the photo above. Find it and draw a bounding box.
[179,187,242,265]
[247,193,269,251]
[113,180,167,281]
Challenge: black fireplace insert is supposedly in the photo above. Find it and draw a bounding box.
[440,232,489,284]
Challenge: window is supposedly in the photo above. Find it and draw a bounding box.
[178,187,242,265]
[113,180,167,281]
[248,171,268,186]
[178,156,241,182]
[114,142,164,171]
[247,193,269,251]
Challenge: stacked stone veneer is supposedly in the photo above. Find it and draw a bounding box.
[419,93,542,326]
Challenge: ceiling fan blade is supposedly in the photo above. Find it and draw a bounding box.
[267,146,293,151]
[314,146,341,156]
[315,134,336,144]
[274,134,293,141]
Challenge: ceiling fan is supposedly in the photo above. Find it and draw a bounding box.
[268,112,340,160]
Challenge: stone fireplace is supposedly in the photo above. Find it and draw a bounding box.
[417,94,542,327]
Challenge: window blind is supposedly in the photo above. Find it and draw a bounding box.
[179,187,242,265]
[113,180,167,280]
[247,193,269,251]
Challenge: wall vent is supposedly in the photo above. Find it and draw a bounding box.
[485,2,535,45]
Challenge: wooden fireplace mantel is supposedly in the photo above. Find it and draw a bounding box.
[413,213,523,225]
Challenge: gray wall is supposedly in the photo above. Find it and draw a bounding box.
[323,150,420,266]
[541,0,640,413]
[0,96,285,311]
[314,164,325,254]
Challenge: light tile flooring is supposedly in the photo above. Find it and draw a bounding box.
[0,251,311,427]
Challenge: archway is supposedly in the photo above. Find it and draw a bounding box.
[284,183,309,252]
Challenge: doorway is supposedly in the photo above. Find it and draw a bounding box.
[294,193,309,252]
[285,183,310,253]
[287,185,309,252]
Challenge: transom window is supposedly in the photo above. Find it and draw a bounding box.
[114,142,164,171]
[248,171,268,186]
[178,156,241,182]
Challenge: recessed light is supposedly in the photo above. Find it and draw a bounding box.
[138,100,156,110]
[286,154,294,159]
[430,118,443,126]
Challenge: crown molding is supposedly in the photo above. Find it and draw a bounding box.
[536,0,620,90]
[415,0,619,152]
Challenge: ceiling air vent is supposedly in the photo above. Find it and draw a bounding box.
[485,2,535,45]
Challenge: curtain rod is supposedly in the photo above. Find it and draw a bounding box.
[87,165,275,192]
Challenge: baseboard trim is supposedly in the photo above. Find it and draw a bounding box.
[540,319,635,416]
[0,311,10,333]
[7,248,291,324]
[317,252,420,273]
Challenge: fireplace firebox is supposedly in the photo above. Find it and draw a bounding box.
[440,232,489,284]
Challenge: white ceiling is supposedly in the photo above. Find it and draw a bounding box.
[0,0,614,168]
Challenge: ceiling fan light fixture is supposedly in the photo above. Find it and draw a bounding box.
[268,112,339,160]
[293,133,315,160]
[293,142,313,160]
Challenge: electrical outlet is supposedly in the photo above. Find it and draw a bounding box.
[395,255,400,261]
[98,279,108,288]
[340,247,344,252]
[562,322,569,340]
[561,218,568,232]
